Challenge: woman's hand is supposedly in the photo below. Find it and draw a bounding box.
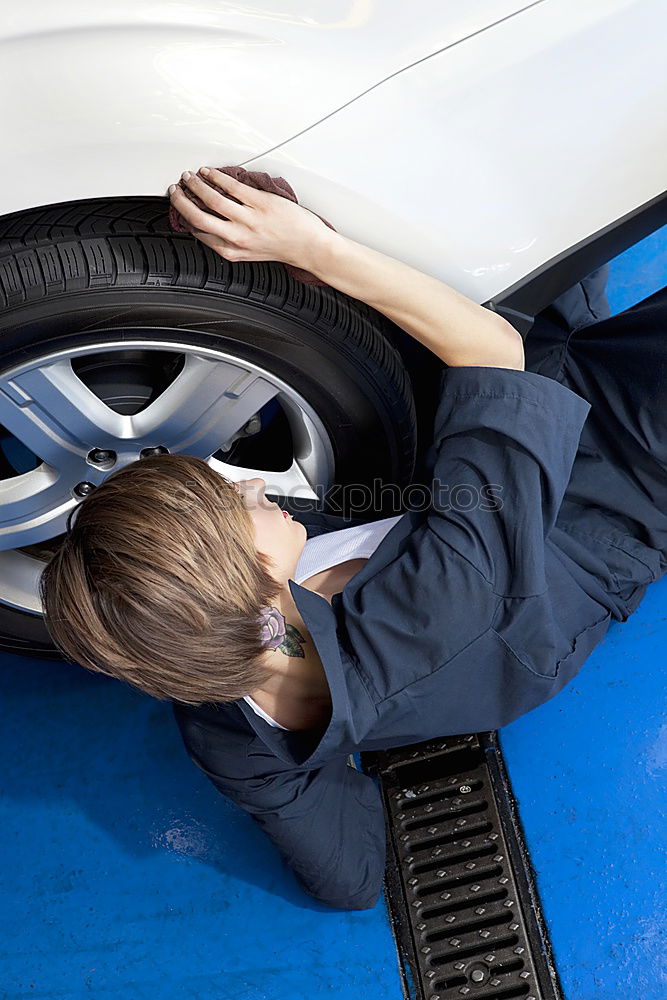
[168,167,335,271]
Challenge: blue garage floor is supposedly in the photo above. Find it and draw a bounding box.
[1,227,666,1000]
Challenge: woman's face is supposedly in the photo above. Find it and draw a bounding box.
[235,477,307,582]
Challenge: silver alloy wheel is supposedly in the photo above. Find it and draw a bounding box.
[0,339,335,614]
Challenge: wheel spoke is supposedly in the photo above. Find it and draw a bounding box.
[0,467,75,550]
[0,550,44,613]
[0,359,126,467]
[209,455,322,501]
[130,354,280,457]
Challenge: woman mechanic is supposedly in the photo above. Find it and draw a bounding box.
[40,167,667,911]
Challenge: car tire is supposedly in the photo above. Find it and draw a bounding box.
[0,197,417,658]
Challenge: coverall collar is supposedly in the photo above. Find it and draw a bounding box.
[235,577,351,768]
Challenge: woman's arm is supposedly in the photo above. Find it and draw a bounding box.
[172,701,387,910]
[168,167,524,370]
[306,231,525,370]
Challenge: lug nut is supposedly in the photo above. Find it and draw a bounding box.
[73,482,95,498]
[140,446,169,458]
[87,448,116,465]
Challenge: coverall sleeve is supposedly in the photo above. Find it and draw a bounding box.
[422,365,592,598]
[333,366,593,689]
[172,703,387,911]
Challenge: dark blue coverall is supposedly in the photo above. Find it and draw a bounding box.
[172,271,667,910]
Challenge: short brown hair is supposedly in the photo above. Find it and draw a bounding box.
[38,454,281,706]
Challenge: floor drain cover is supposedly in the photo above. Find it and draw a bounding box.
[361,731,563,1000]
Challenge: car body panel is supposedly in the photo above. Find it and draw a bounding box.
[240,0,667,303]
[0,0,538,210]
[0,0,665,303]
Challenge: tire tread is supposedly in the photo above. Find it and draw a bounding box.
[0,196,416,478]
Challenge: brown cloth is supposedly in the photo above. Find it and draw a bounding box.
[168,165,337,287]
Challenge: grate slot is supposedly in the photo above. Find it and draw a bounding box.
[403,819,494,853]
[433,973,467,992]
[384,746,484,786]
[421,887,508,921]
[362,731,563,1000]
[426,908,514,943]
[429,931,521,965]
[470,988,530,1000]
[403,797,489,831]
[416,864,504,898]
[412,842,497,876]
[489,958,525,977]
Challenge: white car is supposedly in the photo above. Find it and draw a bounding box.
[0,0,665,656]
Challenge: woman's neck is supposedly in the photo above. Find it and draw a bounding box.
[248,556,368,708]
[252,585,329,704]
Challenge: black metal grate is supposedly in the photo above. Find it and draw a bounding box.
[361,731,564,1000]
